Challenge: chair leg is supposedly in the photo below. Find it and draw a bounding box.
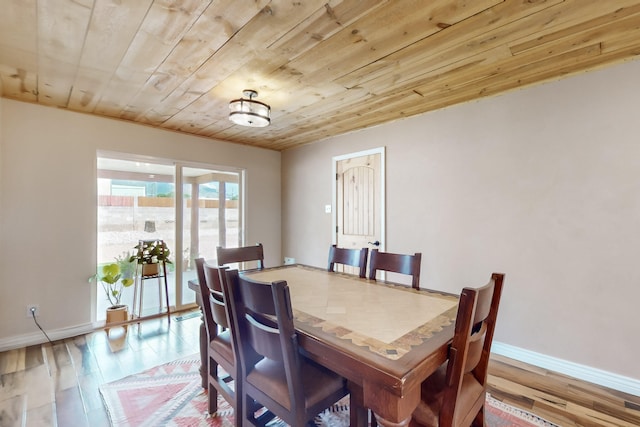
[232,390,242,427]
[370,410,378,427]
[208,380,218,414]
[347,381,368,427]
[243,392,255,427]
[208,360,219,414]
[472,406,485,427]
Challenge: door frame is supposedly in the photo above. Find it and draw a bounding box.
[331,147,386,251]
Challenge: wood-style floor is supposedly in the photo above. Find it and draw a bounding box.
[487,355,640,427]
[1,310,638,427]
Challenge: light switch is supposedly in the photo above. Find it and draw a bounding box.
[325,204,332,213]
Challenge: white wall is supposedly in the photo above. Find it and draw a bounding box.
[282,59,640,383]
[0,98,3,232]
[0,100,281,347]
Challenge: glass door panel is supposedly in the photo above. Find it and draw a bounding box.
[180,168,241,307]
[96,157,176,320]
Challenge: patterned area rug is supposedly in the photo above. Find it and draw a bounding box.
[100,357,558,427]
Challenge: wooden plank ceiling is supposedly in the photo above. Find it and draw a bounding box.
[1,0,639,151]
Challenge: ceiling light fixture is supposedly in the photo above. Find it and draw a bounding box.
[228,89,271,128]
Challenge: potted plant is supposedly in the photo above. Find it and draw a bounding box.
[90,253,135,330]
[129,239,172,277]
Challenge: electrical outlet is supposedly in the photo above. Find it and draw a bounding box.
[27,304,39,318]
[284,257,296,265]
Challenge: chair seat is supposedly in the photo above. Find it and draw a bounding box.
[246,356,345,411]
[209,330,234,366]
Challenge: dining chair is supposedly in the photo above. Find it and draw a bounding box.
[368,249,422,289]
[220,268,349,427]
[194,258,241,421]
[327,244,369,278]
[409,273,505,427]
[217,243,265,270]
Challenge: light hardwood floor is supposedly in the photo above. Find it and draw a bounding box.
[1,310,638,427]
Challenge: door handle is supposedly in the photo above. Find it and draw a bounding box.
[368,240,380,246]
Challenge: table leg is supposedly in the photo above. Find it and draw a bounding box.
[364,379,418,427]
[373,414,411,427]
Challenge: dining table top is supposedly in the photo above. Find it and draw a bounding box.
[242,264,458,362]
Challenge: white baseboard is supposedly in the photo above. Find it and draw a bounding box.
[0,322,97,352]
[492,341,640,397]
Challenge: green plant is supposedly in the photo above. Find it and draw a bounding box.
[129,239,172,265]
[90,254,135,308]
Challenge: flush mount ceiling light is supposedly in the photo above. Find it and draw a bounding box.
[228,89,271,128]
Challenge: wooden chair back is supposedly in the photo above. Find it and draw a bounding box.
[217,243,264,270]
[327,245,369,278]
[221,269,348,426]
[368,249,422,289]
[201,262,230,330]
[195,258,219,341]
[443,273,504,426]
[411,273,504,427]
[194,258,239,419]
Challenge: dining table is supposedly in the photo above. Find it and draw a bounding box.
[188,264,459,427]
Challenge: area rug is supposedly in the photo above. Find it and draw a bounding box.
[100,357,558,427]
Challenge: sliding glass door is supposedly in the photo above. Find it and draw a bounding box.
[96,155,243,320]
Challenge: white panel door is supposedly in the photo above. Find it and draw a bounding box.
[334,148,384,274]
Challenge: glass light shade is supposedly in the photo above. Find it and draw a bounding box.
[228,92,271,127]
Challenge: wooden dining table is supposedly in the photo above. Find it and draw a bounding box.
[189,264,458,427]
